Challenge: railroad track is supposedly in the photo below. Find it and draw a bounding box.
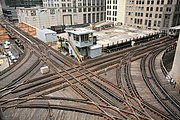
[150,51,180,110]
[0,19,179,120]
[82,36,176,73]
[115,50,173,120]
[0,20,132,119]
[141,50,180,120]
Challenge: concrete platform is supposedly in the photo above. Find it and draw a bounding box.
[93,26,158,47]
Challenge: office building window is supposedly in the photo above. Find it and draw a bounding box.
[151,0,154,4]
[68,9,72,12]
[92,13,95,23]
[145,20,147,25]
[101,13,104,21]
[83,14,86,23]
[96,13,99,22]
[113,6,117,9]
[157,0,160,4]
[149,13,152,17]
[167,0,173,4]
[160,7,163,11]
[159,14,162,18]
[31,10,36,16]
[161,0,164,4]
[150,7,153,11]
[97,7,99,11]
[158,21,161,27]
[148,20,151,27]
[154,20,157,26]
[155,14,158,18]
[142,0,144,4]
[78,8,82,12]
[88,8,91,12]
[166,7,171,12]
[156,7,159,11]
[107,11,111,15]
[88,14,91,23]
[50,9,55,14]
[146,7,149,11]
[113,0,117,4]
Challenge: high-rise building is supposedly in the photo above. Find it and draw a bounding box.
[106,0,180,30]
[17,0,106,28]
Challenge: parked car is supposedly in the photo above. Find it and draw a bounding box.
[10,55,17,63]
[3,41,11,49]
[4,44,10,49]
[7,51,13,56]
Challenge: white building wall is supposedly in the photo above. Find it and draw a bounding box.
[117,0,126,25]
[36,28,57,43]
[17,7,87,28]
[106,0,126,25]
[17,7,62,29]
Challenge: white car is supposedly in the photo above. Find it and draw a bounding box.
[10,55,17,63]
[7,51,13,56]
[4,45,10,49]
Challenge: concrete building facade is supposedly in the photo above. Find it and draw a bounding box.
[17,0,106,29]
[42,0,106,25]
[0,0,42,21]
[106,0,180,30]
[17,7,61,29]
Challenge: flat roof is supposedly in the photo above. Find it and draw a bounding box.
[67,28,94,35]
[57,33,68,39]
[96,22,114,28]
[90,44,102,49]
[38,29,56,34]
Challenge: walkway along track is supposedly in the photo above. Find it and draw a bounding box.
[116,53,173,120]
[47,51,152,119]
[141,49,180,120]
[150,50,180,110]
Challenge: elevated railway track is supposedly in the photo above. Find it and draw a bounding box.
[0,19,179,120]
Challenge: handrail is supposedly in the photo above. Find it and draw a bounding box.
[66,40,82,62]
